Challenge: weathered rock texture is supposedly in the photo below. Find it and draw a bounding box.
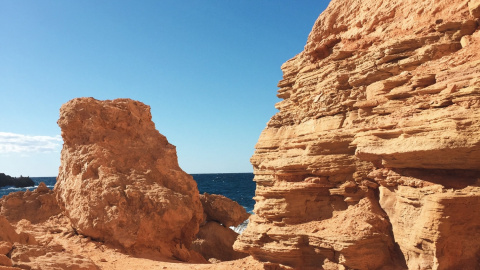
[0,216,99,270]
[0,216,36,246]
[0,183,61,224]
[55,98,203,261]
[200,193,250,228]
[11,244,99,270]
[192,194,249,262]
[192,221,248,262]
[235,0,480,269]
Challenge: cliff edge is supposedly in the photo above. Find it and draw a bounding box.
[235,0,480,269]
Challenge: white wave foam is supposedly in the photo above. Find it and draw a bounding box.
[230,219,249,234]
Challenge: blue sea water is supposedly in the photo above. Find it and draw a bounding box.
[192,173,256,213]
[0,177,56,198]
[0,173,256,214]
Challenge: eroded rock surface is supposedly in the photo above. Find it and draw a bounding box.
[192,194,249,262]
[0,183,61,224]
[0,216,35,246]
[55,98,203,261]
[11,244,99,270]
[0,214,98,270]
[200,193,250,228]
[235,0,480,269]
[192,221,248,262]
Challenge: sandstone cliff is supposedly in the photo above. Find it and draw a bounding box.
[56,98,204,261]
[235,0,480,269]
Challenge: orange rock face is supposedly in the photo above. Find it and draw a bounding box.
[55,98,203,261]
[192,194,250,262]
[0,216,35,246]
[200,193,250,228]
[0,183,61,224]
[235,0,480,269]
[10,244,99,270]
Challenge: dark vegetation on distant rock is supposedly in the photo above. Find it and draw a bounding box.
[0,173,34,188]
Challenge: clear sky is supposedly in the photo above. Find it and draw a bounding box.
[0,1,330,177]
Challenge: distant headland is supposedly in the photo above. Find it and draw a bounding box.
[0,173,34,188]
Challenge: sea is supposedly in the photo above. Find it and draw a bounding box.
[0,173,256,233]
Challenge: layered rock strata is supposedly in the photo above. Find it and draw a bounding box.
[235,0,480,269]
[55,98,203,261]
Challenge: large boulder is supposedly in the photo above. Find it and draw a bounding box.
[55,98,203,261]
[200,193,250,228]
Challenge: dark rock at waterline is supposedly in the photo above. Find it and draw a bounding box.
[0,173,34,188]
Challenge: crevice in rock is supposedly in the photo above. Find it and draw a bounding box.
[373,185,408,269]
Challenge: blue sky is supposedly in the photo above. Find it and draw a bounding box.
[0,1,329,176]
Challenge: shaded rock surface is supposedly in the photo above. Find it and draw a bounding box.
[55,98,203,261]
[234,0,480,269]
[192,221,248,262]
[192,194,249,262]
[200,193,250,228]
[0,216,35,246]
[0,183,61,224]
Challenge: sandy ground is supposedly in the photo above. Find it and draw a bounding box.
[14,215,267,270]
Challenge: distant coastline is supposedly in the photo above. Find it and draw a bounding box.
[0,173,34,188]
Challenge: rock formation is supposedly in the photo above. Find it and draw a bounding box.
[0,173,34,188]
[0,183,61,224]
[0,183,98,269]
[235,0,480,269]
[200,193,250,228]
[10,244,99,270]
[192,193,249,262]
[0,216,33,269]
[192,221,248,262]
[55,98,203,261]
[0,216,36,246]
[0,215,99,270]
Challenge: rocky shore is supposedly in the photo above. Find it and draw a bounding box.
[0,174,34,188]
[0,98,255,269]
[1,0,480,269]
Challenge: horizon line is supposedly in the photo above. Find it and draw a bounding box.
[25,172,255,178]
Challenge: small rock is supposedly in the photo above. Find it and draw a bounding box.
[0,254,12,266]
[0,242,12,256]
